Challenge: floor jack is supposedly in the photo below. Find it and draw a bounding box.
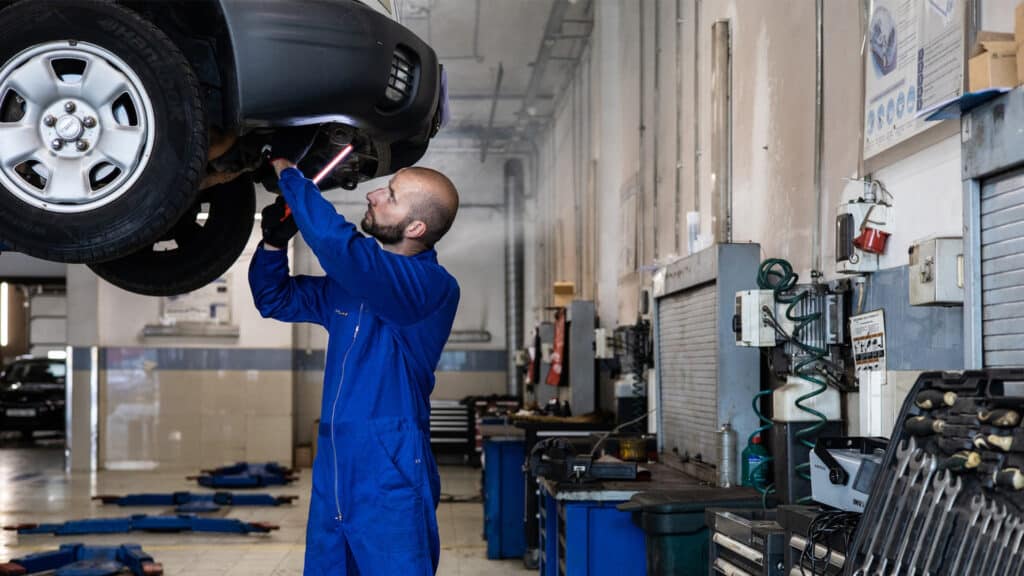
[4,515,279,536]
[93,491,298,513]
[188,462,298,488]
[0,543,161,576]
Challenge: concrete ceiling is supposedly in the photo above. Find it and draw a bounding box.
[399,0,594,145]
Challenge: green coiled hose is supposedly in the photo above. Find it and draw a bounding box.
[756,258,830,505]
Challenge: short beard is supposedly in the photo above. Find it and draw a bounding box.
[361,214,408,245]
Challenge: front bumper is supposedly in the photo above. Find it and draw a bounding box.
[0,404,65,431]
[219,0,441,144]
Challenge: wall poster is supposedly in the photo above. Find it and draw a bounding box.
[864,0,964,158]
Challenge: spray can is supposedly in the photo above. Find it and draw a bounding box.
[741,435,769,489]
[717,423,736,488]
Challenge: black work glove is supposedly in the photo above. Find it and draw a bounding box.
[261,196,298,249]
[268,125,320,165]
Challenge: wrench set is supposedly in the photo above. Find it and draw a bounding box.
[846,369,1024,576]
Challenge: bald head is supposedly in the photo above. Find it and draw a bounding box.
[399,167,459,248]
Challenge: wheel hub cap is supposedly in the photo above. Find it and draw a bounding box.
[55,114,83,140]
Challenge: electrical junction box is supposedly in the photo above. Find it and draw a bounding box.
[908,236,964,306]
[734,290,776,347]
[594,328,613,359]
[835,201,880,274]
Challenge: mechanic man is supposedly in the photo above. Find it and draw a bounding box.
[249,133,460,575]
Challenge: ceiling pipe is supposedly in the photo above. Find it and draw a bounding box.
[517,0,572,124]
[480,62,505,162]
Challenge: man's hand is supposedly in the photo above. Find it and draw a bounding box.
[261,196,298,249]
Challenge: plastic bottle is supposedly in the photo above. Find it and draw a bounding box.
[742,435,770,489]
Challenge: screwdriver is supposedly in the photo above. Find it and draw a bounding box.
[984,431,1024,453]
[906,411,1022,437]
[942,450,982,472]
[915,389,959,410]
[937,436,990,453]
[977,409,1021,428]
[994,467,1024,490]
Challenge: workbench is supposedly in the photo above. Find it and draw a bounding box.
[513,417,615,568]
[536,462,698,576]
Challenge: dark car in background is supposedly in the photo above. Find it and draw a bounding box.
[0,357,67,438]
[0,0,445,296]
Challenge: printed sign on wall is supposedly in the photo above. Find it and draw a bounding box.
[864,0,964,158]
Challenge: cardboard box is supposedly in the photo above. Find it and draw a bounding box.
[1016,2,1024,46]
[969,40,1018,92]
[1020,45,1024,89]
[552,281,575,308]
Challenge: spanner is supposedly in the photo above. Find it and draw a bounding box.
[961,499,1000,574]
[990,515,1020,576]
[860,438,918,575]
[920,474,963,576]
[1010,522,1024,576]
[906,469,955,575]
[973,502,1008,574]
[891,454,938,574]
[946,494,987,576]
[875,450,931,576]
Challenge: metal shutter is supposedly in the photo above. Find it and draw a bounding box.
[981,171,1024,367]
[657,282,719,463]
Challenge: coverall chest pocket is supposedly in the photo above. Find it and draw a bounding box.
[371,419,425,501]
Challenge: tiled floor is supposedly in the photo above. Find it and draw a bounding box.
[0,435,532,575]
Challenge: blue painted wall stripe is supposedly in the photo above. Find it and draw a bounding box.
[862,265,964,371]
[71,347,92,371]
[71,347,507,373]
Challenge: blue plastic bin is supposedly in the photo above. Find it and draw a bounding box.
[483,438,526,559]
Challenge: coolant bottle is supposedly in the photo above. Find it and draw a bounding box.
[741,435,769,489]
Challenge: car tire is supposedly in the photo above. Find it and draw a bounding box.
[0,0,206,263]
[89,176,256,297]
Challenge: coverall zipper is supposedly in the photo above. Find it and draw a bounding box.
[330,302,363,521]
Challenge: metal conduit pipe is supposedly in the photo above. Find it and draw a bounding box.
[711,19,732,244]
[693,0,701,216]
[812,0,825,274]
[504,158,526,396]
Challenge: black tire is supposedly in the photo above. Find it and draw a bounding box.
[0,0,206,263]
[88,176,256,297]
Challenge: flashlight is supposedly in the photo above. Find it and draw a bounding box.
[313,143,355,185]
[281,143,356,221]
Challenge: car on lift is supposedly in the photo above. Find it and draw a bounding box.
[0,357,67,439]
[0,0,445,295]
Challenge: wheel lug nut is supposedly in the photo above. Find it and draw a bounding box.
[76,140,89,152]
[64,101,76,113]
[83,116,96,128]
[43,115,56,127]
[51,139,63,151]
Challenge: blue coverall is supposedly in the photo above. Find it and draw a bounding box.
[249,168,460,575]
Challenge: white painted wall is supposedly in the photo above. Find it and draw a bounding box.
[94,227,291,348]
[528,0,961,319]
[866,135,964,270]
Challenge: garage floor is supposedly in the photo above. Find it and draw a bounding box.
[0,439,530,575]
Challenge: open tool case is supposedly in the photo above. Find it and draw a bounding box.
[846,369,1024,575]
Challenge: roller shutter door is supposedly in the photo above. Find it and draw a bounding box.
[657,282,719,463]
[981,171,1024,367]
